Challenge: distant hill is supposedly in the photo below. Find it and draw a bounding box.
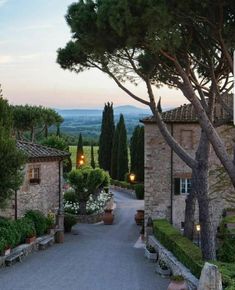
[54,105,151,142]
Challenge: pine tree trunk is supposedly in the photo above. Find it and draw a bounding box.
[184,191,196,240]
[193,131,216,260]
[45,125,48,138]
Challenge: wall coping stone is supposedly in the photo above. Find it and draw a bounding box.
[148,235,199,290]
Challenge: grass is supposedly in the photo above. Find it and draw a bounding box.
[69,146,99,168]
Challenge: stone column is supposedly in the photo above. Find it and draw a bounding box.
[198,262,222,290]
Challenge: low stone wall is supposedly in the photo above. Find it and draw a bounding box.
[0,234,54,268]
[148,235,199,290]
[75,197,114,224]
[76,213,104,224]
[110,186,135,197]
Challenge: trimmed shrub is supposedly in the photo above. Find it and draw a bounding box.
[153,219,203,277]
[135,184,144,200]
[64,189,78,203]
[25,210,48,236]
[110,179,136,190]
[64,213,77,232]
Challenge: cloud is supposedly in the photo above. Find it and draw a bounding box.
[0,55,12,64]
[0,0,8,8]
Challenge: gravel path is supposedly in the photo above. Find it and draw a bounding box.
[0,190,169,290]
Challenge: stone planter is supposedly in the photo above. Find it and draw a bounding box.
[155,261,171,277]
[167,280,188,290]
[26,236,36,244]
[135,210,144,225]
[103,209,114,225]
[144,246,158,262]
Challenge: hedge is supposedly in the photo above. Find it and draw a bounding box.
[25,210,48,236]
[110,179,136,190]
[135,184,144,200]
[153,219,203,277]
[153,219,235,289]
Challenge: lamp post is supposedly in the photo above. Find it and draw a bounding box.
[196,224,201,247]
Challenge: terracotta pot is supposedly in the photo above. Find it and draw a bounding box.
[135,210,144,225]
[4,247,11,256]
[167,280,188,290]
[103,209,114,225]
[26,236,36,244]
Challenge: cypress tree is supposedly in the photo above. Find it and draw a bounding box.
[117,114,128,181]
[137,126,144,182]
[110,123,119,180]
[130,125,144,182]
[130,125,140,175]
[76,133,84,168]
[98,102,114,173]
[90,144,96,169]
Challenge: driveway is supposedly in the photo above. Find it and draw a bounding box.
[0,190,169,290]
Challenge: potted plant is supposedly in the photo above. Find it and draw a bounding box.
[103,208,114,225]
[64,213,77,232]
[156,259,171,276]
[145,245,158,261]
[25,223,36,244]
[47,211,56,234]
[167,275,188,290]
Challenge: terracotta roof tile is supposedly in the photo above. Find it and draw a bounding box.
[16,140,70,160]
[142,96,232,124]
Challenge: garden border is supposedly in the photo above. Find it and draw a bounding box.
[148,235,199,290]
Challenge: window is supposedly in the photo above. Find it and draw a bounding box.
[29,167,40,184]
[174,178,191,195]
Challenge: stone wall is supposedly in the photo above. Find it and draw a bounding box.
[144,122,235,230]
[0,161,61,219]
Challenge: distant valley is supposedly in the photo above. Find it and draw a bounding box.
[55,105,151,141]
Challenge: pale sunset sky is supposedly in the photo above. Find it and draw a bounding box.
[0,0,187,109]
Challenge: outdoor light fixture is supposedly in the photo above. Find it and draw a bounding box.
[129,173,136,183]
[79,159,84,165]
[196,224,201,232]
[196,224,201,247]
[81,155,85,159]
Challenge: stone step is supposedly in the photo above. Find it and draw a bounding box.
[5,250,24,267]
[38,236,54,250]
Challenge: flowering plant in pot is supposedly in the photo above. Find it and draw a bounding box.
[145,244,158,261]
[156,259,171,276]
[167,275,188,290]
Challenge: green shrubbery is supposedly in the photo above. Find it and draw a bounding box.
[153,219,203,277]
[25,210,48,236]
[153,219,235,289]
[110,179,135,190]
[0,210,54,254]
[135,184,144,200]
[16,217,36,243]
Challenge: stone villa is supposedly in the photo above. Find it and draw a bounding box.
[0,141,70,219]
[142,101,235,230]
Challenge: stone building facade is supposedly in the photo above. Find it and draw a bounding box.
[0,141,70,219]
[142,102,235,230]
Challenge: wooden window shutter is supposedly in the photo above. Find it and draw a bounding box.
[174,178,180,195]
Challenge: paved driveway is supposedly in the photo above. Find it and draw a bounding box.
[0,190,169,290]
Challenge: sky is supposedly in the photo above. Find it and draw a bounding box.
[0,0,187,109]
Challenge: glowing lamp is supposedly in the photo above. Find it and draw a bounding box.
[129,173,136,183]
[196,224,201,232]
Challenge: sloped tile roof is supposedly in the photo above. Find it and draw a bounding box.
[16,140,70,160]
[142,96,232,124]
